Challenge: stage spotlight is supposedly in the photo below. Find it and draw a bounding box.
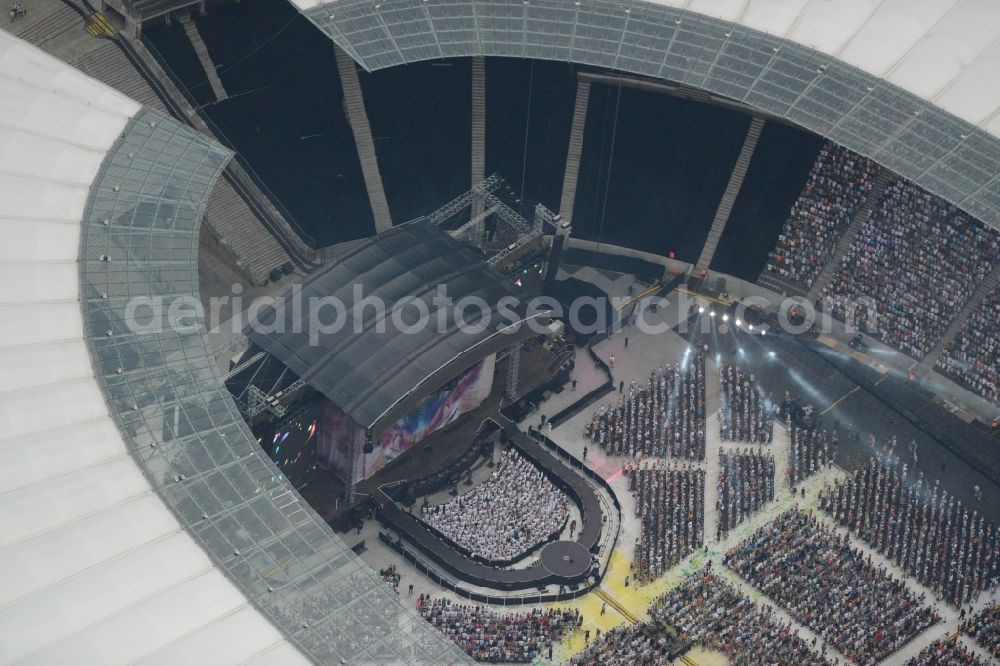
[735,319,742,327]
[761,330,766,336]
[709,311,716,318]
[722,314,729,322]
[738,347,745,355]
[698,306,705,314]
[769,351,776,358]
[748,324,754,331]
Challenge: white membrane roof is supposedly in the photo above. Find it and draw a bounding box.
[0,30,306,665]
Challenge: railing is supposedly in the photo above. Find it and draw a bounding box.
[379,531,603,606]
[528,429,622,583]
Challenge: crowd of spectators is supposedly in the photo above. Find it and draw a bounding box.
[717,449,775,538]
[763,142,878,288]
[788,421,836,485]
[719,364,773,444]
[936,291,1000,403]
[568,622,665,665]
[724,508,939,665]
[962,604,1000,660]
[421,448,568,562]
[572,565,832,665]
[416,596,578,663]
[819,455,1000,608]
[822,179,999,358]
[905,639,988,666]
[626,461,705,581]
[586,352,706,460]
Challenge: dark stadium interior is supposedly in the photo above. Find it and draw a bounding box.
[145,0,823,270]
[8,2,999,664]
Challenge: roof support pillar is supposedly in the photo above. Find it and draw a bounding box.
[335,46,393,233]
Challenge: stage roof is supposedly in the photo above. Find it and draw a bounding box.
[249,222,548,433]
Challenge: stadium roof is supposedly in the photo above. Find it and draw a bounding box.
[293,0,1000,229]
[0,31,467,664]
[0,31,303,663]
[248,222,548,434]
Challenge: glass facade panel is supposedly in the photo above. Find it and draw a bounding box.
[78,108,467,664]
[302,0,998,229]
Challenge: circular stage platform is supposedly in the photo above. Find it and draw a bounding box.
[539,540,592,579]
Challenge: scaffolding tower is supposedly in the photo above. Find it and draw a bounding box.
[407,175,554,270]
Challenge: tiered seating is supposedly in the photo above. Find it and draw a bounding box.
[936,291,1000,403]
[822,180,999,358]
[763,142,878,289]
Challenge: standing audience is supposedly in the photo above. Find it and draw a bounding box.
[725,508,939,665]
[906,639,989,665]
[571,565,831,665]
[961,603,1000,660]
[719,363,773,444]
[586,352,706,460]
[717,449,775,538]
[819,454,1000,608]
[417,597,578,663]
[788,420,835,485]
[626,461,705,581]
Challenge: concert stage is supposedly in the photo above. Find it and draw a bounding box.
[291,341,564,522]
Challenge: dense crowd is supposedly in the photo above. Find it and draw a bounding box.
[421,448,568,562]
[962,604,1000,660]
[725,508,939,665]
[626,461,705,581]
[586,352,706,460]
[819,455,1000,608]
[936,291,1000,403]
[568,622,664,665]
[717,449,775,538]
[905,639,988,666]
[764,142,878,288]
[788,421,836,485]
[822,179,999,358]
[571,565,832,665]
[719,364,773,444]
[416,597,578,663]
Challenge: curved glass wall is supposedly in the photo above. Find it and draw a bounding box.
[301,0,999,229]
[79,107,467,665]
